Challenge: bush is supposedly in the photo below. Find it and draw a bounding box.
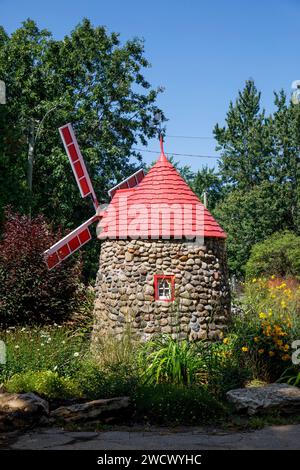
[200,341,250,397]
[137,335,248,397]
[5,370,81,399]
[133,384,226,425]
[245,231,300,280]
[0,209,84,326]
[75,360,138,400]
[232,278,300,381]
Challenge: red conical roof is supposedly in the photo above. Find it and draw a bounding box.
[98,139,226,239]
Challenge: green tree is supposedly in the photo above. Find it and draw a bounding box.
[0,18,165,227]
[214,79,273,191]
[245,231,300,280]
[213,80,300,276]
[268,91,300,231]
[192,166,224,211]
[214,182,291,276]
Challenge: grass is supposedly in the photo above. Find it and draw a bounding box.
[0,326,231,424]
[0,325,88,383]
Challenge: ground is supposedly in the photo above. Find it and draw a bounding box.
[2,424,300,450]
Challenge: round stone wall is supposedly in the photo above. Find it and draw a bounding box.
[92,238,231,343]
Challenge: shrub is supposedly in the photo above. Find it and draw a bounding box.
[75,361,138,400]
[5,370,81,399]
[245,231,300,280]
[0,209,84,326]
[199,340,250,397]
[232,278,300,381]
[138,335,204,385]
[133,384,226,425]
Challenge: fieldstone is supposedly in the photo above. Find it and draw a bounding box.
[226,384,300,416]
[0,392,49,431]
[51,397,130,423]
[204,304,213,311]
[125,252,134,262]
[180,298,193,306]
[161,325,172,333]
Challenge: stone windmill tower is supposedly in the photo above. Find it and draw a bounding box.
[44,124,230,342]
[93,140,230,342]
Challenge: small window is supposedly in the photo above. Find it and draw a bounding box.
[154,275,175,302]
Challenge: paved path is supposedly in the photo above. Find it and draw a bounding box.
[3,424,300,450]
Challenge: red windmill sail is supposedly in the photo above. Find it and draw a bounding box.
[44,123,145,270]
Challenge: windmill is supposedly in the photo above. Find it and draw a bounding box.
[43,123,145,270]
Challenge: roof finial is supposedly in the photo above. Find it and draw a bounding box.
[158,133,167,162]
[160,133,164,153]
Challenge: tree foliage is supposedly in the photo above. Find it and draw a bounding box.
[0,209,84,326]
[214,80,273,190]
[192,166,224,211]
[245,231,300,280]
[213,80,300,276]
[214,183,292,275]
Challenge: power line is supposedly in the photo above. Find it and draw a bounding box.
[133,148,220,159]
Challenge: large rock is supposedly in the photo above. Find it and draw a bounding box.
[227,383,300,415]
[50,396,130,423]
[0,392,49,431]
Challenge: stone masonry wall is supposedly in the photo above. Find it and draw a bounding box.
[92,238,231,343]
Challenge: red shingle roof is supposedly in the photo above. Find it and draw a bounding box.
[98,141,226,240]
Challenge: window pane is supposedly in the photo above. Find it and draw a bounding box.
[158,278,171,299]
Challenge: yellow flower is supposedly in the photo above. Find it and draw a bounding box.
[254,337,259,343]
[252,278,257,283]
[223,337,230,344]
[259,312,266,319]
[271,275,275,279]
[268,351,275,357]
[281,300,287,309]
[241,346,248,353]
[281,354,291,361]
[268,310,273,317]
[258,349,265,354]
[283,344,290,352]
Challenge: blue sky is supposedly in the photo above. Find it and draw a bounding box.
[1,0,300,171]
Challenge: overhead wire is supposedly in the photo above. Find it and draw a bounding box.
[133,148,219,159]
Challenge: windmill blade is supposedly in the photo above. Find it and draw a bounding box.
[44,215,98,270]
[59,123,99,210]
[108,168,145,198]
